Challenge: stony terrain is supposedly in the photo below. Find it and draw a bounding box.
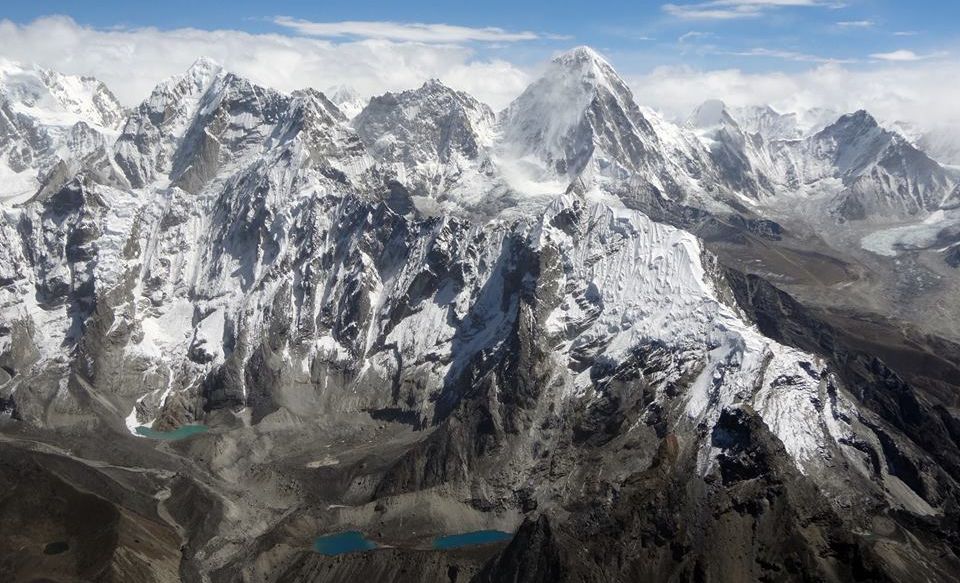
[1,47,959,582]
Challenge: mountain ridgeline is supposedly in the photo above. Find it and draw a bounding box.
[1,47,959,582]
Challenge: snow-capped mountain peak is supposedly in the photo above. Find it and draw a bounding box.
[686,99,779,199]
[0,58,124,131]
[352,78,497,205]
[0,60,124,203]
[814,109,907,177]
[890,119,960,167]
[549,45,619,88]
[326,84,366,119]
[182,56,224,90]
[687,99,738,131]
[541,45,633,104]
[113,60,369,193]
[497,44,668,188]
[138,56,225,121]
[729,104,842,143]
[730,104,802,142]
[553,44,606,64]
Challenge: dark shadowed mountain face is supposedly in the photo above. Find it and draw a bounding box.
[1,50,959,583]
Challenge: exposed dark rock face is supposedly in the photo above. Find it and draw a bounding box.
[474,516,564,583]
[946,243,960,268]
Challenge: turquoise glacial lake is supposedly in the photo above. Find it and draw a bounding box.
[135,424,209,441]
[313,531,378,555]
[433,530,513,550]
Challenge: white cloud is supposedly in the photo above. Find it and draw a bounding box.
[272,17,563,43]
[663,0,839,20]
[869,49,945,62]
[836,20,874,28]
[723,47,856,63]
[0,16,532,109]
[679,31,713,43]
[627,60,960,131]
[893,31,920,37]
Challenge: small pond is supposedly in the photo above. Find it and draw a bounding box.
[433,530,513,550]
[313,531,378,555]
[43,541,69,555]
[135,424,209,441]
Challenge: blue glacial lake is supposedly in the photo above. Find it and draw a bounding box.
[135,424,209,441]
[433,530,513,550]
[313,531,378,555]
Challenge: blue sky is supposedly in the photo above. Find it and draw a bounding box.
[1,1,957,128]
[6,0,956,73]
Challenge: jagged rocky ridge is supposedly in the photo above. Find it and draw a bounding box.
[0,49,959,582]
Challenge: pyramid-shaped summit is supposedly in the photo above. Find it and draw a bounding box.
[498,45,699,192]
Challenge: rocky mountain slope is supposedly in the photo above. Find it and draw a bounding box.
[1,49,959,582]
[353,79,500,209]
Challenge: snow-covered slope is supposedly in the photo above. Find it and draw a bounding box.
[0,59,124,203]
[352,79,501,209]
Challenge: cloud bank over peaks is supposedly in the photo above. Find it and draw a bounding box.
[0,16,533,110]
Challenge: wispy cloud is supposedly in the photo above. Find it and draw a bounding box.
[272,17,566,43]
[663,1,843,21]
[893,31,920,37]
[870,49,946,62]
[836,20,874,28]
[723,47,856,63]
[678,31,713,43]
